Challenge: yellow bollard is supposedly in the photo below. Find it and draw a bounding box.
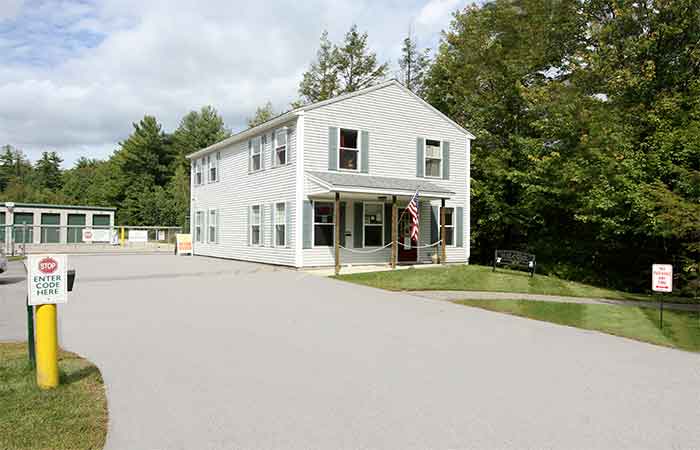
[120,227,125,246]
[35,304,59,389]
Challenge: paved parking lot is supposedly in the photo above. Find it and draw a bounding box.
[2,254,699,449]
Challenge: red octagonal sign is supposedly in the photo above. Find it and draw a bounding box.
[38,257,58,274]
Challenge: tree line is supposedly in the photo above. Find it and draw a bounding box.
[2,1,698,293]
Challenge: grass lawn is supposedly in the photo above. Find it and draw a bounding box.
[458,300,700,352]
[337,264,696,304]
[0,342,108,450]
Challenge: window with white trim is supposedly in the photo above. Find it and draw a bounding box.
[339,128,359,170]
[313,201,334,246]
[425,139,442,177]
[363,202,384,247]
[209,152,219,182]
[442,207,455,246]
[195,210,203,242]
[274,129,287,166]
[195,159,203,185]
[249,137,262,172]
[250,205,261,245]
[208,209,217,243]
[274,202,286,247]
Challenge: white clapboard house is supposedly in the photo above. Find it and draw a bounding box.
[187,80,473,270]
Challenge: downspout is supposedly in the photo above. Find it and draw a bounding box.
[295,111,305,268]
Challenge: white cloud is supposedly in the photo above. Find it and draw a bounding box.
[0,0,24,21]
[416,0,460,27]
[0,0,457,166]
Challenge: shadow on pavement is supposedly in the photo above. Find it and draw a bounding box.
[0,277,25,285]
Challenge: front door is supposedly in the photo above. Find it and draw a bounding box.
[397,208,418,263]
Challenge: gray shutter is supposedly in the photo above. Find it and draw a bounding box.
[384,204,391,246]
[360,130,369,173]
[328,127,338,171]
[246,206,250,246]
[260,204,266,245]
[353,202,363,248]
[286,201,292,247]
[339,202,346,247]
[248,140,252,172]
[416,138,425,177]
[286,128,291,164]
[431,205,439,244]
[269,203,275,246]
[260,136,265,170]
[271,133,275,168]
[303,201,313,249]
[456,206,464,247]
[442,141,450,180]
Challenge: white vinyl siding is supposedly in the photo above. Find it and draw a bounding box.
[189,82,469,268]
[303,83,469,266]
[191,118,297,266]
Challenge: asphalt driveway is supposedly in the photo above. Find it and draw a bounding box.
[2,254,699,449]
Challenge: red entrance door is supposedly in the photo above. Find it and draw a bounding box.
[397,208,418,263]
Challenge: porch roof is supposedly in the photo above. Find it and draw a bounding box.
[307,171,454,199]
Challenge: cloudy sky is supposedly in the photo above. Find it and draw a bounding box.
[0,0,465,166]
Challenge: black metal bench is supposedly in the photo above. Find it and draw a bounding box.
[493,250,536,277]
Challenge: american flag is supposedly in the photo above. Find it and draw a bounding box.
[407,191,420,241]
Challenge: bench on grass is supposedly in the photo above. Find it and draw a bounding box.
[493,250,536,277]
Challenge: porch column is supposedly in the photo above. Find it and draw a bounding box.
[334,192,341,275]
[440,198,447,264]
[391,195,397,269]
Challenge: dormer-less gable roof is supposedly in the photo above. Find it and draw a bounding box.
[187,79,474,159]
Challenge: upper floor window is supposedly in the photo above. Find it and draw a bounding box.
[339,128,359,171]
[425,139,442,177]
[363,202,384,247]
[275,129,287,166]
[209,152,219,182]
[313,201,334,246]
[249,137,262,172]
[195,159,203,185]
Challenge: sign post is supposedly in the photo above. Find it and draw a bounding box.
[652,264,673,329]
[26,301,35,368]
[27,254,68,389]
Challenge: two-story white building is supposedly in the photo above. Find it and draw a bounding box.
[187,80,473,271]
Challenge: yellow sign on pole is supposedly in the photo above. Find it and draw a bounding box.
[35,304,59,389]
[26,254,68,389]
